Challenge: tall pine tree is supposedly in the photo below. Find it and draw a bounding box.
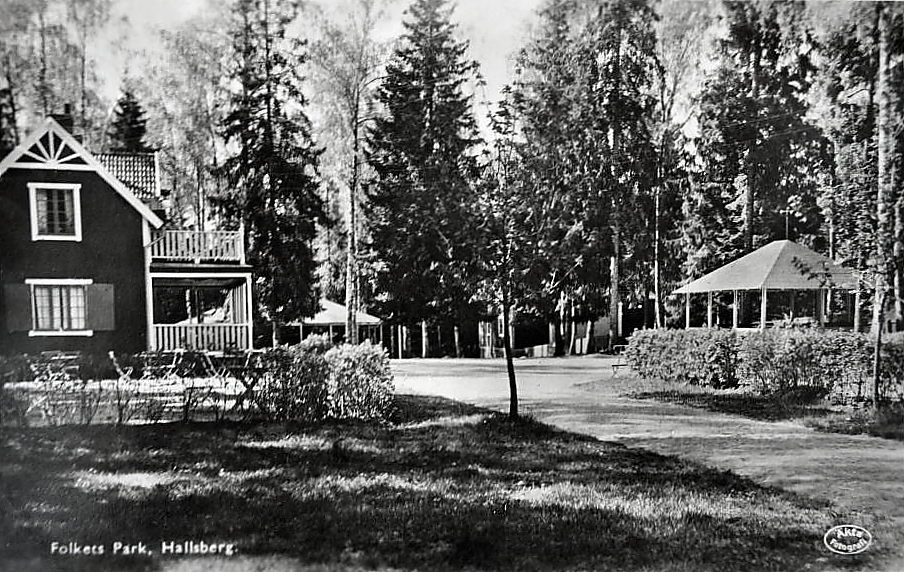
[366,0,481,342]
[217,0,325,331]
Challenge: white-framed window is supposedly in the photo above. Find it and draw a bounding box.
[28,182,82,241]
[25,279,94,337]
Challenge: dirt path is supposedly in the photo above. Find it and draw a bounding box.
[392,356,904,570]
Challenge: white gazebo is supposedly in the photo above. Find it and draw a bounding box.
[673,240,858,330]
[290,299,383,343]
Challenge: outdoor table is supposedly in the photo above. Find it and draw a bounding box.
[31,351,82,381]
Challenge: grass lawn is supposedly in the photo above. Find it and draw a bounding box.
[0,394,889,572]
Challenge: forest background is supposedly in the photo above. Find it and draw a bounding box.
[1,0,902,357]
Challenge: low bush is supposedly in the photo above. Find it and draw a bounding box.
[257,347,331,422]
[325,341,394,420]
[626,328,903,404]
[256,341,394,423]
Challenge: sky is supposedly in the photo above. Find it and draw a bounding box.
[94,0,546,112]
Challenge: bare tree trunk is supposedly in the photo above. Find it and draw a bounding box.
[745,39,761,253]
[454,324,461,357]
[568,299,577,355]
[873,5,896,335]
[608,29,623,351]
[421,320,428,358]
[654,186,662,329]
[501,287,518,418]
[608,240,620,348]
[38,10,50,116]
[873,290,886,408]
[345,101,360,345]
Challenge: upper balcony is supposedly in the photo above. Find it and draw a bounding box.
[148,229,246,264]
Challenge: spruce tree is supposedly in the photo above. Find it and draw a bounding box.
[107,90,151,152]
[216,0,325,328]
[511,0,658,348]
[366,0,481,332]
[687,0,829,275]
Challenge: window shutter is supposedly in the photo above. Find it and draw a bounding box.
[3,284,32,332]
[86,284,115,331]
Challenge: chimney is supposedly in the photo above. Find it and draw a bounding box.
[49,103,75,134]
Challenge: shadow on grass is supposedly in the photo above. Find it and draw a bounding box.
[0,394,879,572]
[630,390,835,422]
[806,402,904,441]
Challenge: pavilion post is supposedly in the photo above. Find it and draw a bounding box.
[685,293,690,329]
[760,287,768,330]
[789,291,795,320]
[732,290,739,329]
[707,292,713,328]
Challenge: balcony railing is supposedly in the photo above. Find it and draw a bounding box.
[149,230,244,263]
[151,323,251,351]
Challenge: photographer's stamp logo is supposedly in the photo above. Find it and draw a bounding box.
[823,525,872,555]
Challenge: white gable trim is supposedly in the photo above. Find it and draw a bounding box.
[0,117,164,229]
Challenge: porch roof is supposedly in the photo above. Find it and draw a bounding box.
[673,240,857,294]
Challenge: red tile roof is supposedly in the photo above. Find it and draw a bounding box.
[95,152,159,205]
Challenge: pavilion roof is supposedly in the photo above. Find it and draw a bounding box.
[673,240,857,294]
[290,299,381,326]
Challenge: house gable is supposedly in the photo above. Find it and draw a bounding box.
[0,118,164,229]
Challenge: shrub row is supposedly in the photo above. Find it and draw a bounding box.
[624,329,904,403]
[0,337,394,426]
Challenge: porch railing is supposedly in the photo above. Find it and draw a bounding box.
[152,323,251,352]
[149,230,244,263]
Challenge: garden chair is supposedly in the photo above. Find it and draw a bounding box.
[610,344,630,377]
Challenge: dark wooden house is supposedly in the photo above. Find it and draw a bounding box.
[0,117,253,355]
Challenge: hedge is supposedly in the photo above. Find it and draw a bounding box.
[624,329,904,403]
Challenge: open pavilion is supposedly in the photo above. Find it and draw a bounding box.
[290,299,383,344]
[672,240,858,330]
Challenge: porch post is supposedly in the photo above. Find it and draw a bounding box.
[146,276,155,351]
[732,290,739,329]
[685,292,690,329]
[760,287,768,330]
[707,292,713,328]
[245,275,254,349]
[143,221,155,350]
